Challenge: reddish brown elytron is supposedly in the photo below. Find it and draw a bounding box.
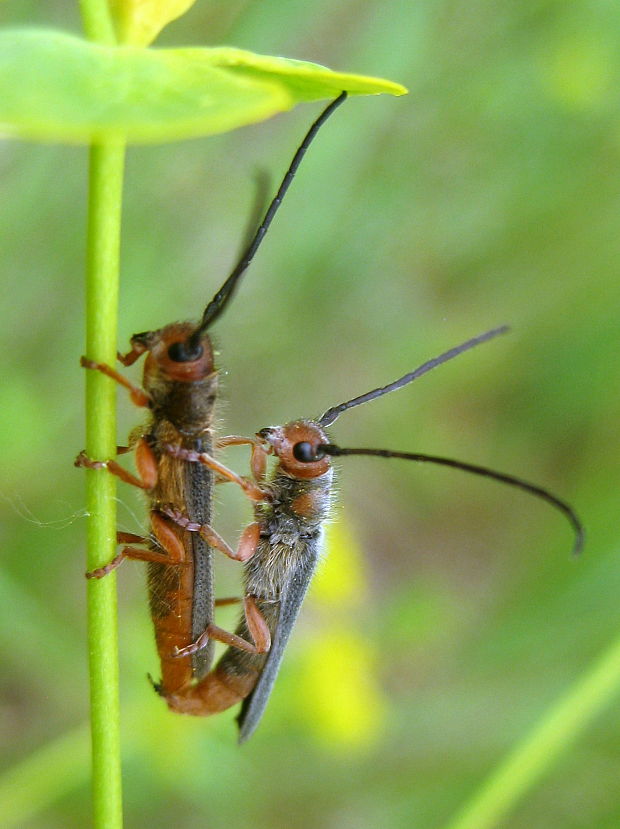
[77,94,348,708]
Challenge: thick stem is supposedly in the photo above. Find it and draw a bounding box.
[84,142,126,829]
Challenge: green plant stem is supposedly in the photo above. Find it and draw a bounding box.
[85,142,126,829]
[79,5,124,827]
[79,0,117,44]
[444,631,620,829]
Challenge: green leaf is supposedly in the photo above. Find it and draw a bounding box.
[192,46,408,102]
[0,29,407,144]
[0,29,288,143]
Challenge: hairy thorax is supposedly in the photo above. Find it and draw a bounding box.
[246,468,333,599]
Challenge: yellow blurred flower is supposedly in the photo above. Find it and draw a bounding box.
[297,520,388,751]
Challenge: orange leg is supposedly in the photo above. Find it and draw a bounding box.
[216,435,269,483]
[173,596,271,658]
[164,444,267,501]
[75,437,158,490]
[80,356,150,407]
[216,435,261,449]
[86,511,186,579]
[117,532,145,544]
[161,506,261,563]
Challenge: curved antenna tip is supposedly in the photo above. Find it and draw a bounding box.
[322,444,585,559]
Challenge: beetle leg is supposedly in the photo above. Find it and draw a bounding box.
[75,452,147,489]
[216,435,260,448]
[86,545,177,579]
[75,437,158,490]
[198,521,260,563]
[173,597,270,658]
[85,510,186,578]
[117,532,146,544]
[161,506,260,563]
[215,436,269,482]
[164,445,267,501]
[80,356,150,407]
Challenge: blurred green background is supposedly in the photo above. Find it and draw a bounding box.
[2,1,619,827]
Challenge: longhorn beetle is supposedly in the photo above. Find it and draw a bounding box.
[77,93,348,706]
[167,325,583,741]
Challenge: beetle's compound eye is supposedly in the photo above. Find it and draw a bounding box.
[167,341,204,363]
[293,442,326,463]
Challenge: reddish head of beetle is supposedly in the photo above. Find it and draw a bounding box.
[131,322,218,436]
[257,421,331,479]
[137,322,215,385]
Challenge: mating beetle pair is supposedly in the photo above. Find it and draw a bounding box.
[79,93,582,742]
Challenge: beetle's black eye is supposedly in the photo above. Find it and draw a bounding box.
[293,442,327,462]
[168,341,203,362]
[293,442,316,462]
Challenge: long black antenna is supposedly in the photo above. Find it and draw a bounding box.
[319,325,509,428]
[188,91,348,350]
[320,445,584,555]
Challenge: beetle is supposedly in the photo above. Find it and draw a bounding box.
[165,325,583,741]
[76,93,348,705]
